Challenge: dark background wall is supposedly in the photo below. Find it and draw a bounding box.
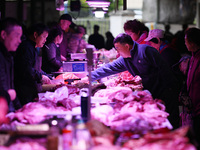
[0,0,60,26]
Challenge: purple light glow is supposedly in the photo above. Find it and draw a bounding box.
[86,0,110,8]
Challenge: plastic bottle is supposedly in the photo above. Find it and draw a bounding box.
[62,114,73,150]
[71,117,92,150]
[47,125,59,150]
[80,88,89,123]
[62,124,73,150]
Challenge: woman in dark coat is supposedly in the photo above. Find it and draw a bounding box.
[14,23,51,106]
[42,26,63,73]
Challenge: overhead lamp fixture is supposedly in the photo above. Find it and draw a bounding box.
[55,0,65,11]
[86,0,110,8]
[92,8,107,18]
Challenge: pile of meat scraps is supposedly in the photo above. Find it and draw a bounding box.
[5,85,80,126]
[103,73,143,91]
[6,101,68,125]
[92,88,170,133]
[123,126,197,150]
[0,142,46,150]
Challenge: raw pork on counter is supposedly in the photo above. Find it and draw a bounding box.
[0,142,46,150]
[6,101,69,125]
[123,126,197,150]
[91,89,170,132]
[4,86,80,126]
[103,75,143,91]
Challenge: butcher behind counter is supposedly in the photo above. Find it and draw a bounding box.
[81,33,180,129]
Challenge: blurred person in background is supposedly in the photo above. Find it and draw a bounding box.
[123,19,149,44]
[14,23,51,106]
[105,31,115,50]
[172,55,192,127]
[173,24,190,55]
[42,25,63,74]
[88,24,105,50]
[185,27,200,148]
[58,14,73,61]
[144,29,181,68]
[0,17,22,112]
[67,25,89,53]
[164,24,174,43]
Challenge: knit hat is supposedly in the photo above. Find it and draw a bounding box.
[59,14,72,22]
[144,29,164,41]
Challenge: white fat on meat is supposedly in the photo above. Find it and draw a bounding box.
[120,101,143,113]
[109,113,153,132]
[91,96,170,132]
[8,142,46,150]
[94,87,134,103]
[40,86,69,102]
[91,105,114,126]
[6,102,69,125]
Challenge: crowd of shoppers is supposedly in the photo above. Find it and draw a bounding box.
[1,14,200,149]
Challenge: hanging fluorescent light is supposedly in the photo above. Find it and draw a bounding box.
[94,11,105,18]
[92,8,107,18]
[86,0,110,8]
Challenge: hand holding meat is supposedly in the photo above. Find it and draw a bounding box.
[41,75,51,84]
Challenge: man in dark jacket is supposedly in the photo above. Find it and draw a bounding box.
[0,17,22,112]
[58,13,73,61]
[88,25,105,50]
[14,23,51,106]
[89,33,180,129]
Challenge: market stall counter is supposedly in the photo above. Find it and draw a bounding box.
[0,73,197,150]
